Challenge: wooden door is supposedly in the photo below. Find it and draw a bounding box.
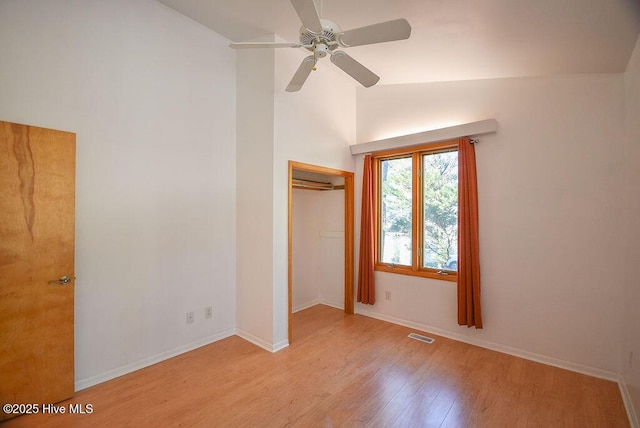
[0,121,75,421]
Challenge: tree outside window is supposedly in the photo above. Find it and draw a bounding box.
[422,150,458,271]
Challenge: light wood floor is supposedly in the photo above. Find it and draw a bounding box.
[3,305,629,427]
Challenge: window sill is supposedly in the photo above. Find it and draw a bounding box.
[375,264,457,283]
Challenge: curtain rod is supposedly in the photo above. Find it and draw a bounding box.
[350,119,496,155]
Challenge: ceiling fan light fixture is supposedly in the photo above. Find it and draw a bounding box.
[314,43,330,58]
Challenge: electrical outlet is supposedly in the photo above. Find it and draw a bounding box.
[186,311,194,324]
[385,291,391,301]
[205,306,213,319]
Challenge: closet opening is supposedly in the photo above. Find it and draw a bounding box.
[288,161,354,344]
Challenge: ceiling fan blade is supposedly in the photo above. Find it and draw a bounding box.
[229,42,302,49]
[290,0,322,34]
[339,18,411,47]
[330,51,379,88]
[286,56,317,92]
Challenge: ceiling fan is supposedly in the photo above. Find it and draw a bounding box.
[229,0,411,92]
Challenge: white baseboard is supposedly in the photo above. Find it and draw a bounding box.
[74,329,236,391]
[355,307,620,382]
[272,339,289,353]
[357,306,639,427]
[235,328,289,353]
[317,300,344,311]
[293,299,322,313]
[73,308,637,427]
[294,300,344,313]
[619,380,639,428]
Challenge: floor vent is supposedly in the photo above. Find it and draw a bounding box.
[408,333,435,344]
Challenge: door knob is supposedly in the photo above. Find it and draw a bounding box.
[48,275,71,285]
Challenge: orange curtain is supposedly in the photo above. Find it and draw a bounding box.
[357,155,376,305]
[458,138,483,328]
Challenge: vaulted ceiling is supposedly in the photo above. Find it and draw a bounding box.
[160,0,640,86]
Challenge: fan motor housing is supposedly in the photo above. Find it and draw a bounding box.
[300,19,342,54]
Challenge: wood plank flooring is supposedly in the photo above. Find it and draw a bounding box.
[2,305,629,427]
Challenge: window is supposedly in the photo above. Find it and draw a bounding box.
[375,141,458,281]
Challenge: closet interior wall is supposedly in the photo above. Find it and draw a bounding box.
[291,177,345,312]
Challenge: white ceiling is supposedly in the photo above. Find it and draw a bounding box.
[159,0,640,86]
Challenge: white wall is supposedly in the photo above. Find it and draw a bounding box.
[272,48,356,346]
[354,74,626,376]
[623,34,640,425]
[0,0,237,389]
[235,46,276,350]
[292,189,322,311]
[318,189,346,308]
[292,188,345,312]
[233,42,355,350]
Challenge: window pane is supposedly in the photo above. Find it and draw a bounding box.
[422,151,458,270]
[380,157,412,265]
